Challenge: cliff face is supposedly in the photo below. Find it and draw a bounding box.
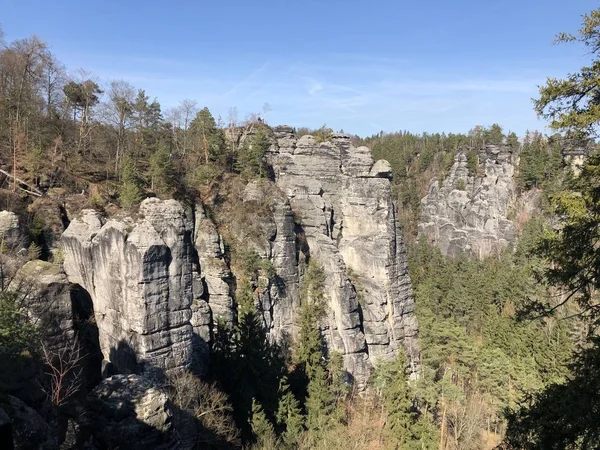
[269,126,419,380]
[59,126,419,388]
[419,145,518,258]
[62,200,207,375]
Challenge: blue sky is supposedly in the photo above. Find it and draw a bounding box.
[2,0,598,136]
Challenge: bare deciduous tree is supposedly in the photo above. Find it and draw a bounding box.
[168,370,240,448]
[105,80,135,173]
[40,339,85,407]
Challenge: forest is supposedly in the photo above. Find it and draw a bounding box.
[2,6,600,450]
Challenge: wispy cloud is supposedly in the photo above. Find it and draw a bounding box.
[64,50,550,135]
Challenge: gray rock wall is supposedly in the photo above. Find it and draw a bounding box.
[61,199,201,375]
[59,127,419,388]
[269,126,419,384]
[419,145,518,259]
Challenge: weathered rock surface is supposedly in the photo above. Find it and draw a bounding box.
[61,199,201,375]
[194,204,234,326]
[81,374,179,450]
[419,145,518,258]
[0,395,57,450]
[0,211,25,251]
[59,128,419,388]
[14,260,74,352]
[268,126,420,384]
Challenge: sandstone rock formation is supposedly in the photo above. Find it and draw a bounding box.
[419,145,518,258]
[59,127,419,389]
[0,211,25,251]
[82,374,179,450]
[268,126,419,383]
[0,395,57,450]
[61,200,201,375]
[14,260,74,353]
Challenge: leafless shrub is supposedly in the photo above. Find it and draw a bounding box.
[40,339,85,406]
[168,370,240,448]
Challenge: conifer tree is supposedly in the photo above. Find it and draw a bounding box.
[236,128,270,178]
[276,376,304,449]
[250,398,278,449]
[149,145,176,196]
[119,154,143,207]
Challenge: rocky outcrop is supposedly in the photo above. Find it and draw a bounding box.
[268,126,419,384]
[61,199,202,375]
[193,204,234,325]
[59,128,419,388]
[14,260,74,353]
[0,211,25,251]
[0,395,57,450]
[81,374,179,450]
[419,145,518,258]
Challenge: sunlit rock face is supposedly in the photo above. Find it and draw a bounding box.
[61,199,217,376]
[419,145,518,259]
[60,127,420,389]
[268,126,420,387]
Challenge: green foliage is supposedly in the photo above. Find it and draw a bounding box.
[191,162,222,186]
[0,291,38,360]
[455,178,467,191]
[276,377,304,449]
[466,150,479,176]
[149,145,177,196]
[505,337,600,449]
[119,154,143,207]
[211,292,284,441]
[190,107,229,167]
[485,123,505,145]
[63,80,102,111]
[304,363,344,440]
[534,8,600,136]
[236,128,270,179]
[251,398,278,449]
[506,131,520,150]
[297,260,328,378]
[372,353,438,448]
[518,132,563,190]
[409,239,574,446]
[530,154,600,319]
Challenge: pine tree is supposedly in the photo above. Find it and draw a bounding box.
[149,145,176,196]
[236,128,270,178]
[295,260,344,440]
[305,364,340,437]
[276,376,304,448]
[119,154,143,207]
[250,398,278,449]
[189,107,227,167]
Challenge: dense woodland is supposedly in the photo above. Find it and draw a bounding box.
[2,7,600,450]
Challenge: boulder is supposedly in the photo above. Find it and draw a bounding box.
[82,374,179,450]
[0,395,56,450]
[0,211,25,251]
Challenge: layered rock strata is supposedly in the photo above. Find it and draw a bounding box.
[419,145,518,258]
[60,127,420,388]
[62,199,210,375]
[268,126,419,382]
